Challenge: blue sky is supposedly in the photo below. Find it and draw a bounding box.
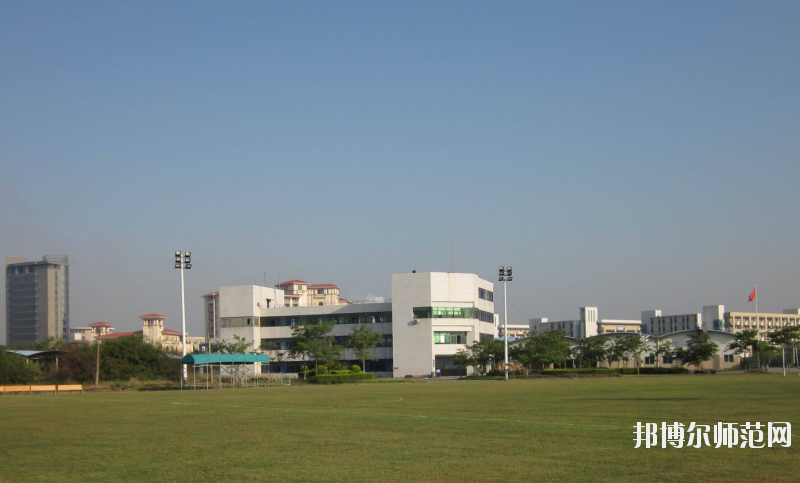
[2,1,799,342]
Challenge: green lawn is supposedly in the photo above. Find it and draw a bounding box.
[0,375,797,483]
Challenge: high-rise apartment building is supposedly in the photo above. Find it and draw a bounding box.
[5,256,69,344]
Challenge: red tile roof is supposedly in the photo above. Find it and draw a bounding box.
[139,313,167,319]
[99,331,140,339]
[162,329,182,335]
[308,284,339,289]
[88,321,113,326]
[277,280,308,286]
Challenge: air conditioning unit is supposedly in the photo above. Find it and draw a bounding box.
[413,319,420,325]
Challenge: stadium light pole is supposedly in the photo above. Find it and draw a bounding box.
[175,251,192,388]
[499,266,513,381]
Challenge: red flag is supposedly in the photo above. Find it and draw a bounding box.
[748,287,756,302]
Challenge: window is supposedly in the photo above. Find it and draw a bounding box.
[724,354,734,363]
[478,288,494,302]
[644,356,655,365]
[434,332,467,344]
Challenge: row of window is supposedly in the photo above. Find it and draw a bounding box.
[262,359,394,374]
[434,332,467,344]
[644,355,736,364]
[222,312,392,328]
[413,307,494,323]
[260,334,393,350]
[478,288,494,302]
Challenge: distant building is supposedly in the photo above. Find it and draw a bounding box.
[70,321,114,344]
[99,314,203,353]
[641,311,700,336]
[201,291,220,341]
[645,305,800,341]
[5,256,69,344]
[215,271,497,378]
[275,280,351,307]
[723,308,800,341]
[531,307,641,338]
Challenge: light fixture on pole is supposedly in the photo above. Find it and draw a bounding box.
[499,266,513,381]
[175,250,191,388]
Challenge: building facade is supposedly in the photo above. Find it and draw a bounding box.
[5,256,69,344]
[531,307,641,339]
[98,314,203,353]
[641,312,700,336]
[214,271,497,378]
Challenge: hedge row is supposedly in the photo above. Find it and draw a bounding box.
[541,367,689,376]
[309,373,375,384]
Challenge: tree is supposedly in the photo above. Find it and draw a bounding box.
[511,330,571,373]
[98,335,180,381]
[672,347,688,367]
[767,326,800,376]
[753,341,780,371]
[289,322,341,373]
[606,339,626,368]
[682,331,719,370]
[573,337,607,368]
[261,341,287,374]
[0,349,39,384]
[216,334,253,354]
[346,325,386,371]
[55,344,95,383]
[727,330,759,370]
[622,335,650,374]
[452,339,505,375]
[651,336,673,369]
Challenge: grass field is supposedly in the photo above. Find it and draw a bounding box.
[1,374,798,483]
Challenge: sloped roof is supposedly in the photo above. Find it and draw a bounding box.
[277,280,308,286]
[139,313,167,319]
[308,283,339,289]
[88,321,113,326]
[99,331,140,339]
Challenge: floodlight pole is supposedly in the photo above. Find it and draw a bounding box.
[181,262,187,386]
[499,266,513,381]
[503,277,508,381]
[175,251,191,388]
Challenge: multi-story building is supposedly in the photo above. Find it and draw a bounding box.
[498,324,528,340]
[5,256,69,344]
[214,271,496,378]
[722,309,800,341]
[70,321,114,344]
[641,311,700,336]
[275,280,351,307]
[530,307,640,339]
[99,314,204,353]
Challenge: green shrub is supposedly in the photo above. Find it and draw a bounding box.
[310,373,375,384]
[350,365,362,373]
[637,367,690,374]
[330,369,352,375]
[541,368,617,376]
[316,366,328,375]
[540,367,690,376]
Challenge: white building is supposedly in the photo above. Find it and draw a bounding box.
[214,271,496,378]
[530,307,600,339]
